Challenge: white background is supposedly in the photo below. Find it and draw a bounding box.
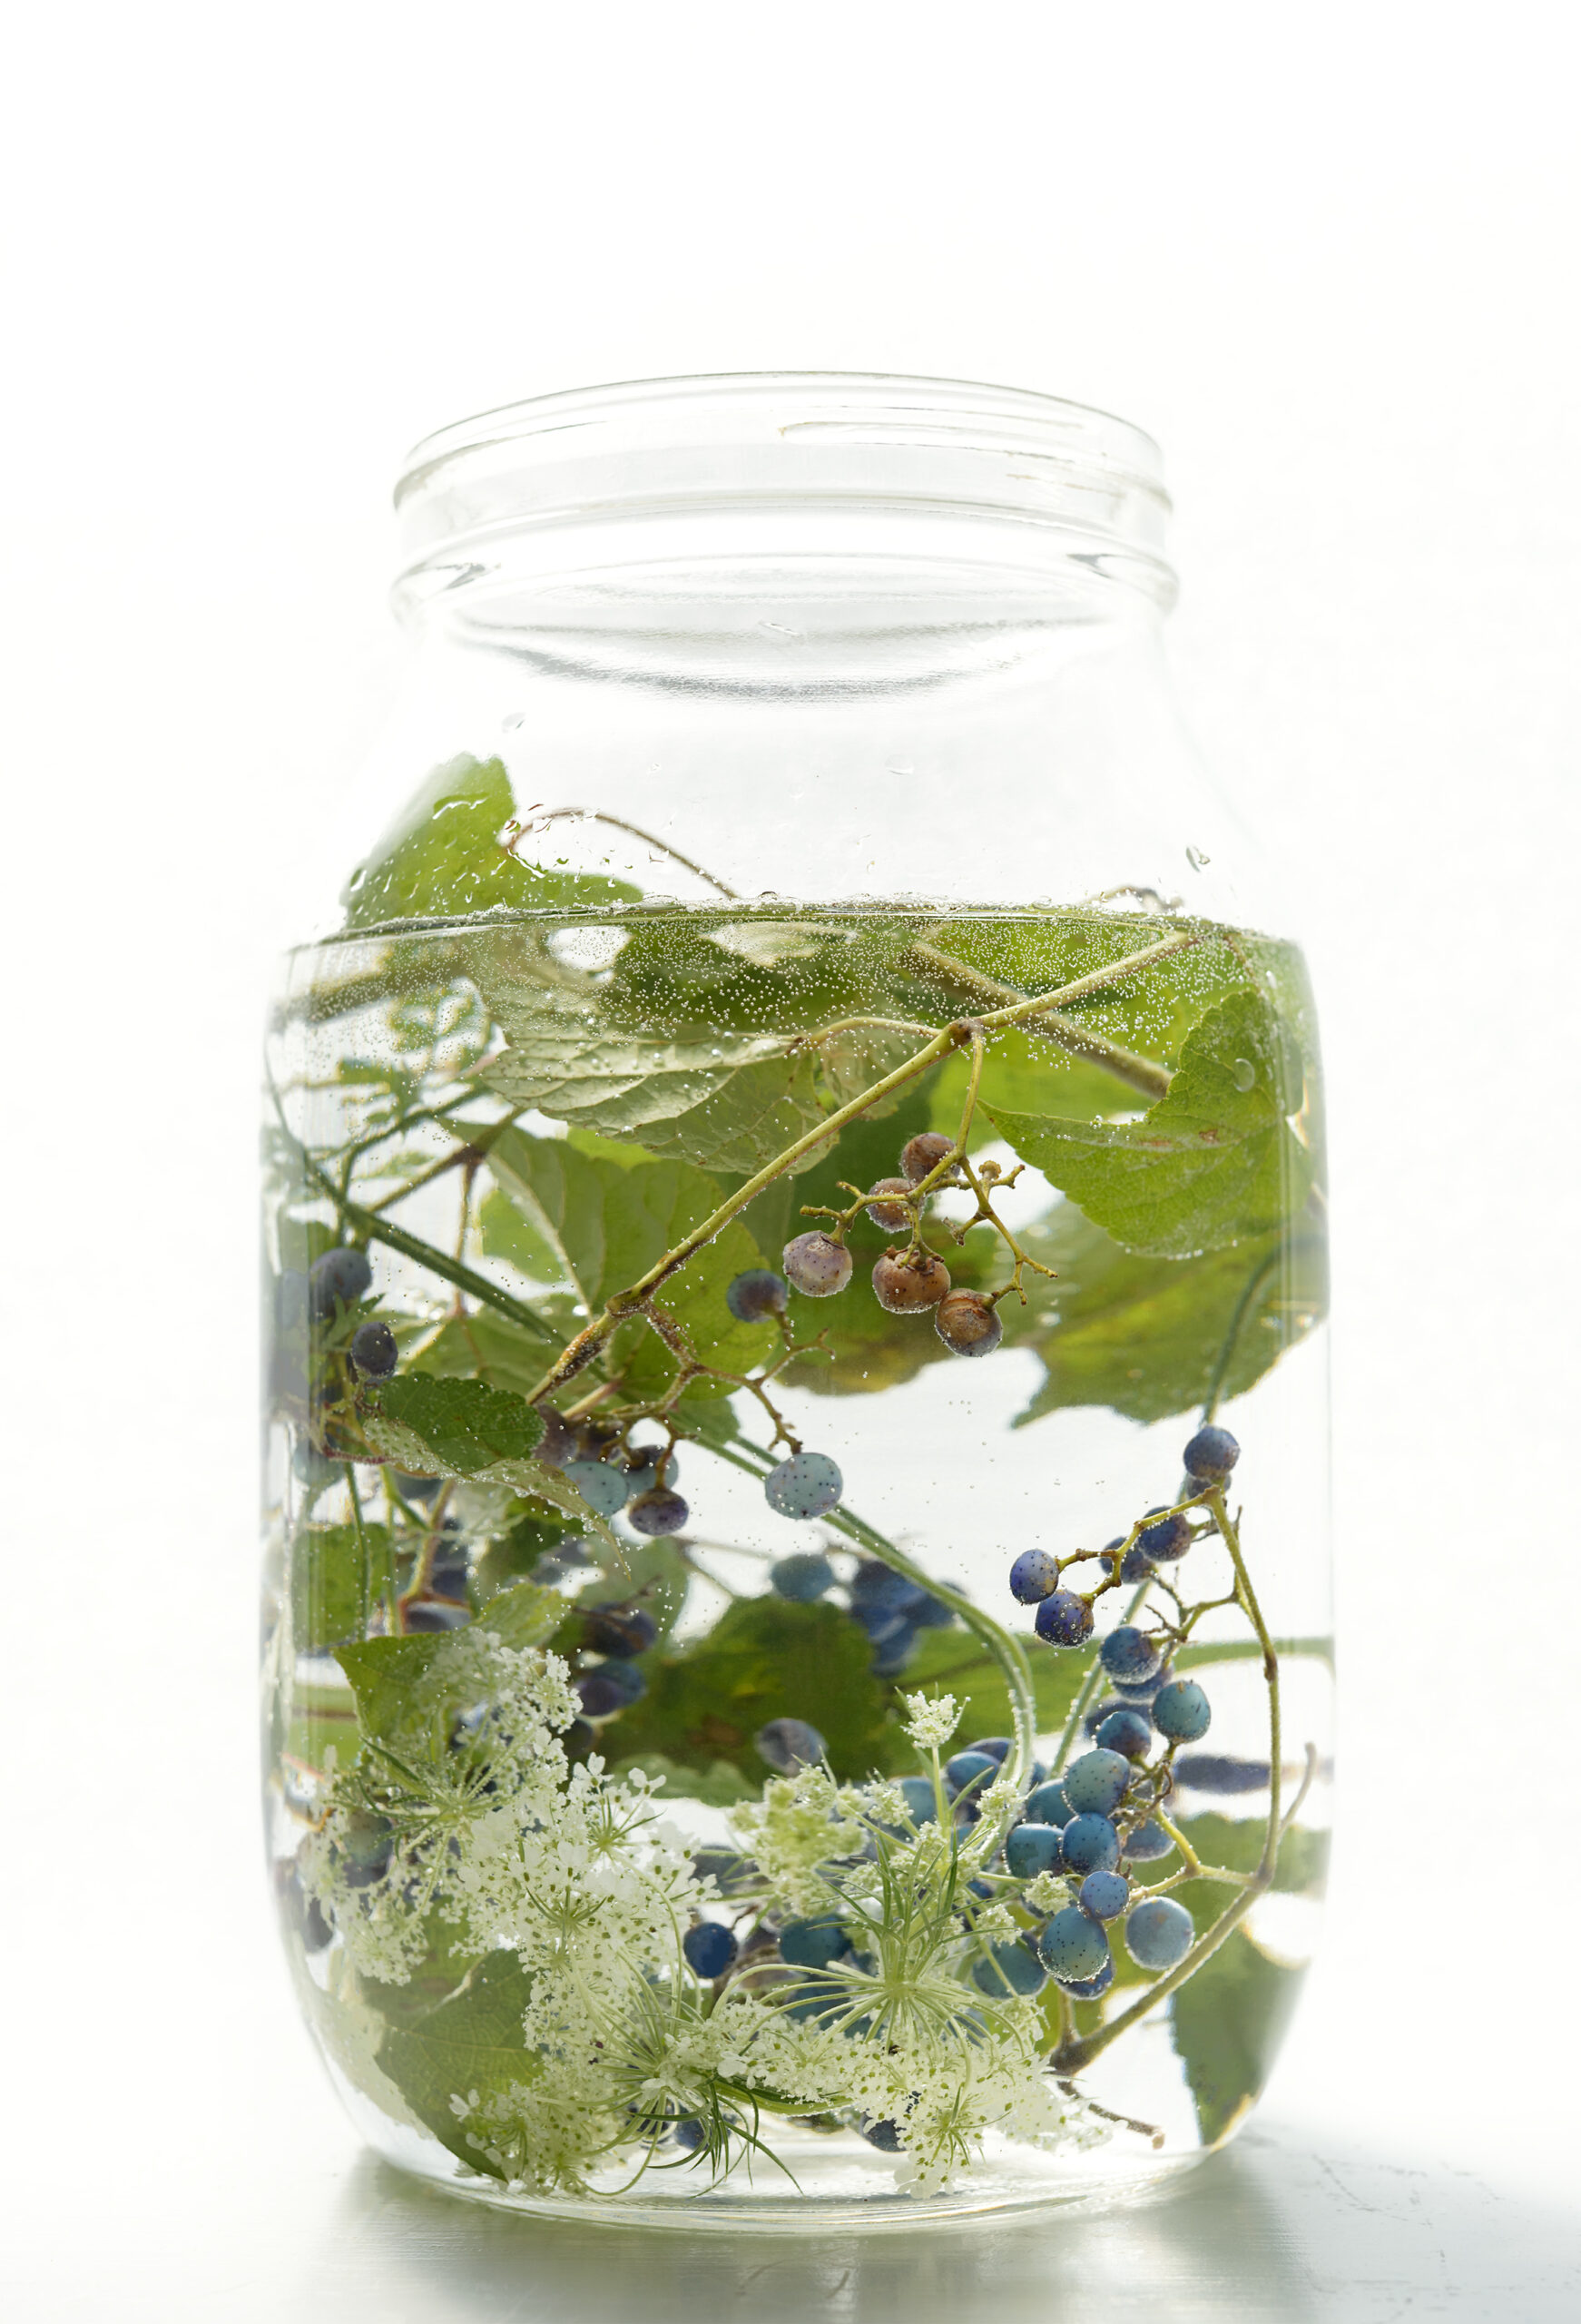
[3,4,1578,2316]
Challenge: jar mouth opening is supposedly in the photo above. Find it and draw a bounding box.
[393,371,1175,612]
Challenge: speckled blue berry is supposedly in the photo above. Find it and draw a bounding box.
[349,1319,398,1380]
[1078,1869,1130,1921]
[726,1267,790,1323]
[964,1736,1012,1765]
[1153,1679,1213,1743]
[629,1486,689,1537]
[1063,1748,1130,1817]
[1095,1707,1154,1761]
[764,1450,843,1520]
[1034,1590,1094,1648]
[1123,1818,1175,1862]
[1023,1778,1070,1827]
[1138,1508,1193,1561]
[1060,1813,1122,1875]
[682,1922,740,1979]
[1101,1625,1163,1687]
[1113,1660,1173,1703]
[1005,1822,1064,1878]
[564,1457,630,1518]
[778,1915,848,1970]
[1009,1550,1059,1603]
[1182,1424,1240,1482]
[897,1776,938,1826]
[1036,1906,1111,1984]
[945,1749,999,1797]
[309,1245,372,1319]
[755,1717,826,1772]
[771,1551,836,1602]
[1059,1955,1115,2001]
[1126,1895,1195,1971]
[972,1939,1046,1997]
[1100,1538,1153,1584]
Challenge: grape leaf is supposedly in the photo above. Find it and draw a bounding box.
[1007,1208,1328,1427]
[376,1951,539,2176]
[416,1307,574,1404]
[987,991,1315,1258]
[290,1521,393,1651]
[474,1579,567,1651]
[364,1374,545,1473]
[336,1633,472,1758]
[341,753,638,929]
[1169,1927,1305,2145]
[608,1598,892,1783]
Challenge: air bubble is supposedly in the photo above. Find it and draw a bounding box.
[1231,1057,1256,1092]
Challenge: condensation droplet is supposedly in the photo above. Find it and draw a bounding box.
[1186,846,1211,871]
[1232,1057,1257,1092]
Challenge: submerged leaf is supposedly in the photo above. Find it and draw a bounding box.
[1168,1928,1305,2146]
[376,1953,540,2175]
[365,1374,545,1474]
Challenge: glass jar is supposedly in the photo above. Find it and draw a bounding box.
[262,373,1330,2223]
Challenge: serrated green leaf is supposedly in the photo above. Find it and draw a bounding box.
[1168,1927,1305,2146]
[609,1597,892,1783]
[365,1373,545,1475]
[291,1522,393,1651]
[475,1579,567,1651]
[341,754,638,929]
[987,992,1315,1257]
[376,1952,539,2176]
[336,1633,464,1758]
[415,1307,575,1404]
[1007,1207,1328,1427]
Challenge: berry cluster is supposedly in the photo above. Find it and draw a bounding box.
[766,1548,957,1678]
[779,1129,1007,1360]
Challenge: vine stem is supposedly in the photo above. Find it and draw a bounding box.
[1053,1484,1282,2075]
[896,937,1180,1104]
[525,931,1197,1403]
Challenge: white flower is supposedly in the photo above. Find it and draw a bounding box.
[900,1690,962,1751]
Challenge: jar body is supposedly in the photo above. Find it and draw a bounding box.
[261,379,1330,2221]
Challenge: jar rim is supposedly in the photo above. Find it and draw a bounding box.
[393,371,1174,609]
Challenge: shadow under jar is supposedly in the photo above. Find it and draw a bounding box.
[262,374,1331,2225]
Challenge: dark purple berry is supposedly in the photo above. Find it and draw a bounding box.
[584,1603,658,1658]
[864,1177,915,1231]
[629,1486,689,1537]
[1100,1536,1153,1584]
[1182,1424,1240,1482]
[935,1289,1002,1357]
[1138,1508,1193,1562]
[900,1131,958,1186]
[1009,1550,1059,1603]
[726,1268,789,1323]
[1034,1590,1094,1648]
[782,1232,852,1298]
[682,1922,740,1979]
[755,1717,826,1773]
[1100,1625,1163,1687]
[349,1319,398,1380]
[575,1663,647,1718]
[309,1246,372,1320]
[872,1248,950,1313]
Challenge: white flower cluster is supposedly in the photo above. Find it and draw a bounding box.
[900,1690,963,1751]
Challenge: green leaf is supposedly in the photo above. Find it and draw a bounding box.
[1007,1207,1328,1427]
[414,1307,573,1404]
[358,1914,485,2030]
[607,1753,759,1807]
[987,991,1315,1257]
[475,1580,567,1651]
[609,1597,892,1783]
[336,1633,464,1758]
[291,1522,392,1651]
[376,1951,539,2176]
[1168,1927,1305,2145]
[1173,1813,1330,1898]
[341,754,638,929]
[364,1373,545,1475]
[472,1507,573,1600]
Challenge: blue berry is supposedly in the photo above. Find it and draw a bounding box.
[1123,1819,1175,1862]
[1173,1753,1270,1794]
[405,1600,471,1633]
[349,1319,398,1380]
[896,1776,938,1826]
[964,1736,1012,1765]
[1112,1660,1173,1703]
[1034,1591,1094,1648]
[1036,1906,1111,1984]
[1009,1550,1059,1603]
[1063,1748,1131,1817]
[392,1469,444,1502]
[1005,1822,1064,1878]
[1100,1626,1163,1687]
[944,1749,999,1797]
[1153,1679,1213,1743]
[629,1486,689,1537]
[755,1717,826,1772]
[870,1622,921,1678]
[583,1603,657,1658]
[861,2117,903,2151]
[1138,1508,1193,1561]
[765,1450,843,1520]
[1095,1708,1154,1760]
[1060,1813,1121,1875]
[726,1268,790,1323]
[771,1551,837,1601]
[340,1808,394,1887]
[673,2116,705,2152]
[1023,1778,1070,1827]
[910,1588,955,1630]
[575,1663,647,1718]
[623,1447,682,1502]
[778,1915,848,1970]
[1078,1869,1130,1921]
[682,1922,740,1979]
[972,1939,1046,1996]
[1100,1537,1153,1585]
[309,1246,372,1319]
[1060,1955,1115,2001]
[782,1232,853,1298]
[564,1458,630,1518]
[1125,1895,1195,1971]
[1182,1424,1240,1482]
